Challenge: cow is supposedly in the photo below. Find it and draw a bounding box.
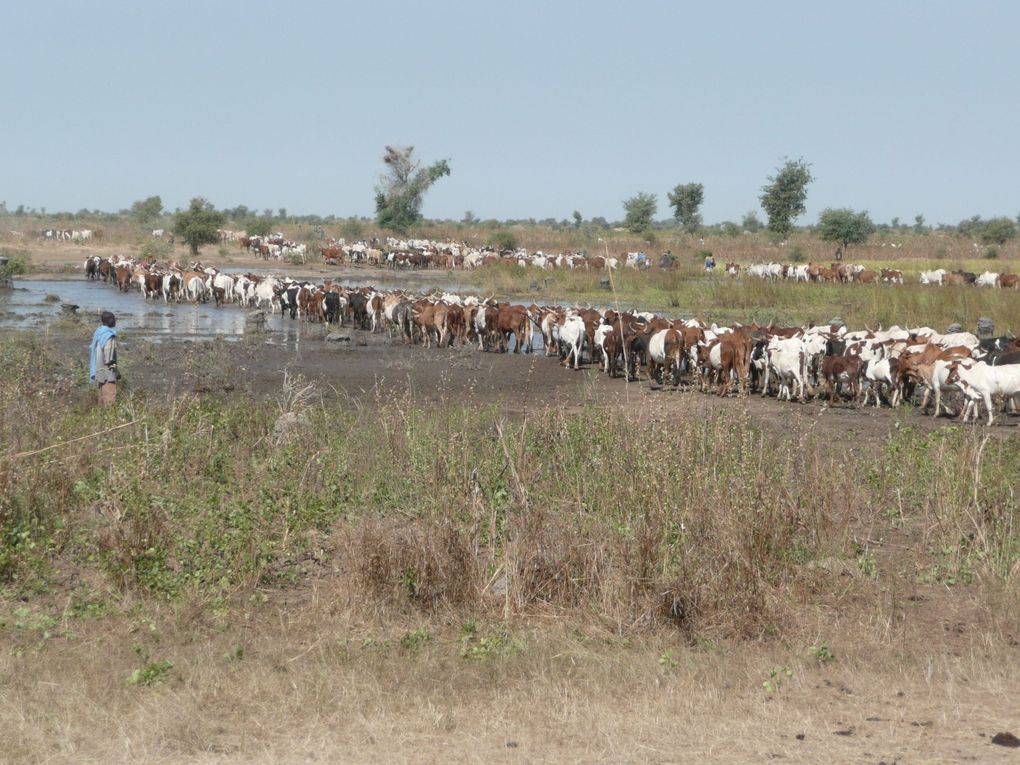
[880,269,904,284]
[558,314,586,369]
[648,328,685,386]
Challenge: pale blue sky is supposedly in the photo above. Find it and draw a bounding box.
[3,1,1018,226]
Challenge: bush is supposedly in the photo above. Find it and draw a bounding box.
[0,250,30,282]
[246,218,274,237]
[139,238,173,261]
[933,246,948,260]
[789,244,806,263]
[984,245,999,259]
[489,230,518,252]
[340,219,364,241]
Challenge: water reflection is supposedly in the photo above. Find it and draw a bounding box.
[0,279,547,352]
[1,280,287,344]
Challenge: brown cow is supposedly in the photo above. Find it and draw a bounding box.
[142,272,162,299]
[881,268,904,284]
[855,270,878,284]
[495,304,531,353]
[114,265,132,292]
[1000,273,1019,289]
[411,300,439,347]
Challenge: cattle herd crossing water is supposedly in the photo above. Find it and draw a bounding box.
[82,252,1020,425]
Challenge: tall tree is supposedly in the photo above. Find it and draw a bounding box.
[759,159,813,239]
[374,145,451,232]
[667,182,704,234]
[174,197,225,255]
[622,192,657,234]
[816,208,874,260]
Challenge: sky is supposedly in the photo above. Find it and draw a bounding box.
[2,1,1018,226]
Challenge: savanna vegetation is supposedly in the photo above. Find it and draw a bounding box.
[1,309,1019,760]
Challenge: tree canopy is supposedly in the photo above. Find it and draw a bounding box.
[622,192,657,234]
[816,208,875,259]
[246,217,274,237]
[759,159,813,239]
[979,217,1017,246]
[130,195,163,226]
[374,145,450,232]
[174,197,225,255]
[667,183,704,234]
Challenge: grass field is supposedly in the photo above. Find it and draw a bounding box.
[462,261,1020,331]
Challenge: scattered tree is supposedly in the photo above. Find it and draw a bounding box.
[246,217,274,237]
[913,214,927,234]
[572,210,582,228]
[622,192,657,234]
[130,195,163,226]
[462,210,477,224]
[741,210,763,233]
[667,182,704,234]
[816,208,875,260]
[980,217,1017,246]
[374,145,451,232]
[719,221,741,237]
[759,158,813,239]
[174,197,226,255]
[957,215,983,238]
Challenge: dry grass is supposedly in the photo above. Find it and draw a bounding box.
[3,332,1020,762]
[2,587,1019,764]
[462,261,1020,330]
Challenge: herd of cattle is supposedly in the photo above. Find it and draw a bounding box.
[38,228,101,242]
[83,253,1020,425]
[718,261,1019,287]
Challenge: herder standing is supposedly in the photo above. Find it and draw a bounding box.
[89,311,119,406]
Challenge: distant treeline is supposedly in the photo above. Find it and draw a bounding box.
[1,199,1018,241]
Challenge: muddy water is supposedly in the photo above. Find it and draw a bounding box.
[0,279,297,343]
[0,279,546,351]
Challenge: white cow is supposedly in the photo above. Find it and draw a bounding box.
[559,314,586,369]
[919,269,947,285]
[975,271,1000,288]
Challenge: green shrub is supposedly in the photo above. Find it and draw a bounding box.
[984,245,999,259]
[489,230,518,251]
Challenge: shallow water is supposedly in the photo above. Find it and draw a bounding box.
[0,279,302,344]
[0,278,546,351]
